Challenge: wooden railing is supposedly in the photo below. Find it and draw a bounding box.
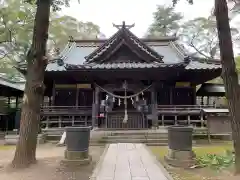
[40,106,93,128]
[156,105,216,127]
[40,106,92,115]
[41,105,92,111]
[157,105,215,110]
[39,105,225,129]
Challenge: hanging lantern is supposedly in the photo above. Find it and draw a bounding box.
[118,98,121,106]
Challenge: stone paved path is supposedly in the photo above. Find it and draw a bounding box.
[91,143,169,180]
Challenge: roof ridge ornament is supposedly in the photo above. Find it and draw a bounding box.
[113,21,135,30]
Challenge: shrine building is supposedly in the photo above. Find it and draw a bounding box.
[29,22,222,129]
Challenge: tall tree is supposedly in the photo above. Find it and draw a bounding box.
[146,5,183,37]
[9,0,78,168]
[173,0,240,174]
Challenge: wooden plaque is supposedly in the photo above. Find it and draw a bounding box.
[175,82,191,87]
[55,84,76,88]
[77,84,92,89]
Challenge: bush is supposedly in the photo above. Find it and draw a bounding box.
[196,150,234,170]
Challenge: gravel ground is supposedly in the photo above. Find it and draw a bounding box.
[0,144,105,180]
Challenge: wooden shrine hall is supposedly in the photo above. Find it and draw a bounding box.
[20,22,222,130]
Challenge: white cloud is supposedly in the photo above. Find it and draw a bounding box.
[61,0,214,37]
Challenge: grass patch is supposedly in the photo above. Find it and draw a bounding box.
[0,145,15,150]
[150,142,234,180]
[151,142,233,159]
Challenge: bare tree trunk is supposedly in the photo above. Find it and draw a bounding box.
[215,0,240,174]
[12,0,51,168]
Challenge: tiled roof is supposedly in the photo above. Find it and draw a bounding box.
[0,77,25,91]
[45,45,222,72]
[46,41,188,71]
[85,27,164,63]
[65,62,187,70]
[64,60,221,71]
[186,59,221,70]
[197,83,225,96]
[42,26,221,72]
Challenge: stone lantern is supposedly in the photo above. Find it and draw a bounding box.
[165,125,196,168]
[61,126,91,166]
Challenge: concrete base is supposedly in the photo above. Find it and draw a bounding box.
[61,155,92,167]
[4,134,46,145]
[62,150,91,167]
[164,149,196,168]
[64,150,89,160]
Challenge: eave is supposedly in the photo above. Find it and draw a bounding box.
[65,61,187,70]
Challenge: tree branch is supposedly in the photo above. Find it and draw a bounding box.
[189,32,212,59]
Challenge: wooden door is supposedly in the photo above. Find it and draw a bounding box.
[54,88,76,106]
[78,90,93,106]
[172,88,194,105]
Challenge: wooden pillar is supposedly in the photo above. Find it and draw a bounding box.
[46,116,49,129]
[92,86,99,128]
[169,86,173,105]
[48,96,51,106]
[200,110,204,128]
[15,96,19,108]
[76,87,79,107]
[201,96,204,106]
[207,96,210,105]
[7,97,10,107]
[52,81,56,106]
[151,83,158,128]
[58,116,62,128]
[192,86,196,105]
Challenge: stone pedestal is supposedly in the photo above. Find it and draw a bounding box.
[61,150,92,167]
[61,126,92,167]
[164,149,196,168]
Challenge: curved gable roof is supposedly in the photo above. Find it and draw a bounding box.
[85,26,164,64]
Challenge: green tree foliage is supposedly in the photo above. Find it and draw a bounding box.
[179,17,219,59]
[147,4,239,59]
[0,0,100,80]
[179,15,239,59]
[49,14,100,51]
[146,5,183,37]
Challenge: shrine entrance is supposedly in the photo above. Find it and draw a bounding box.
[113,91,135,111]
[96,81,153,129]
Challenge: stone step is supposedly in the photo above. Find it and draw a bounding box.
[103,135,168,139]
[146,143,168,146]
[91,138,169,144]
[106,131,168,136]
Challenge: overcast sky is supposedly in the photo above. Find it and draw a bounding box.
[61,0,214,37]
